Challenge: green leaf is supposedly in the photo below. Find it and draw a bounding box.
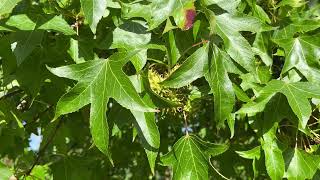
[274,35,320,82]
[236,146,261,159]
[129,74,160,173]
[0,0,21,15]
[162,44,209,88]
[131,109,159,149]
[167,30,181,68]
[273,19,320,40]
[284,148,320,180]
[12,31,44,65]
[253,33,272,66]
[163,44,235,124]
[160,134,228,180]
[38,15,76,35]
[263,141,285,180]
[201,0,241,13]
[48,51,155,158]
[80,0,107,34]
[277,0,307,8]
[111,21,151,71]
[212,12,270,72]
[233,84,251,102]
[122,0,196,30]
[68,38,86,64]
[0,162,12,179]
[238,80,320,128]
[26,165,50,180]
[246,0,271,23]
[6,14,76,35]
[260,123,285,180]
[204,45,235,125]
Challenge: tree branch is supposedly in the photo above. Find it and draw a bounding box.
[25,118,63,176]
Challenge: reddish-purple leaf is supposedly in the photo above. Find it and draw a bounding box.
[184,9,196,30]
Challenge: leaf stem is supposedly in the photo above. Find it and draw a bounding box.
[209,159,230,180]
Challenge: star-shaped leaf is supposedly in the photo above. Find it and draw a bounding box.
[160,134,229,180]
[48,51,155,158]
[238,80,320,128]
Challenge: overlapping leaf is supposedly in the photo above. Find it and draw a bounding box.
[238,80,320,128]
[122,0,196,30]
[4,14,76,65]
[284,148,320,180]
[160,134,228,180]
[274,35,320,82]
[5,14,76,35]
[80,0,107,34]
[48,51,155,158]
[212,12,272,72]
[111,21,151,71]
[162,44,235,125]
[0,0,21,15]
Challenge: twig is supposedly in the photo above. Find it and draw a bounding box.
[209,159,230,180]
[25,118,63,176]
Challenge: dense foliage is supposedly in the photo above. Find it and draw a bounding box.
[0,0,320,179]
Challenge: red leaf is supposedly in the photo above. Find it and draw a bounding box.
[184,9,196,30]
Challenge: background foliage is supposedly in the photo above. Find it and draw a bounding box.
[0,0,320,179]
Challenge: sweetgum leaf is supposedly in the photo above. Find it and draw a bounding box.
[201,0,241,13]
[122,0,196,30]
[204,45,235,126]
[238,80,320,128]
[262,126,285,180]
[160,134,228,180]
[284,148,320,180]
[48,51,155,158]
[163,44,235,125]
[0,0,21,15]
[6,14,76,35]
[0,162,12,179]
[129,75,160,173]
[274,35,320,82]
[12,31,44,66]
[111,21,151,71]
[80,0,107,34]
[213,13,271,72]
[273,19,320,40]
[236,146,261,160]
[162,43,209,88]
